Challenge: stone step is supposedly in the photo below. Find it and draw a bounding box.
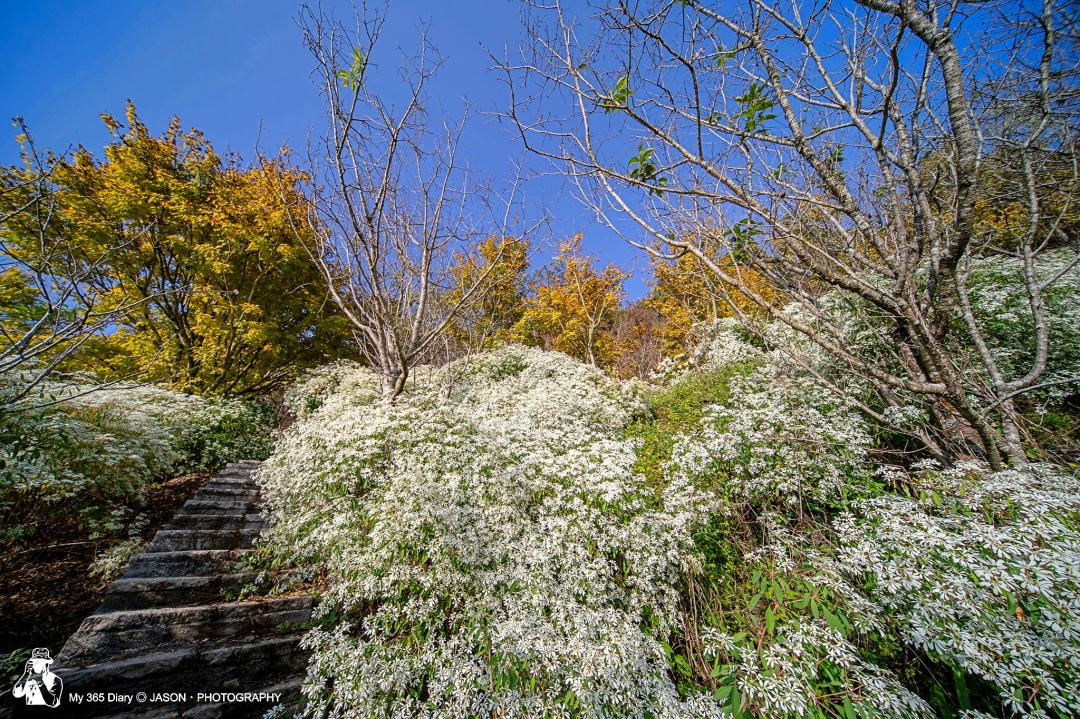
[98,575,257,612]
[210,472,254,483]
[164,513,266,531]
[191,487,261,501]
[180,498,259,514]
[147,529,261,552]
[211,468,253,479]
[216,464,254,473]
[48,460,309,718]
[57,635,307,706]
[200,477,258,489]
[206,470,257,480]
[58,596,314,664]
[122,550,250,579]
[217,470,258,480]
[208,472,257,483]
[190,492,258,505]
[204,477,255,488]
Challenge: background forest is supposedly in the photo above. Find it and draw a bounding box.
[1,0,1078,717]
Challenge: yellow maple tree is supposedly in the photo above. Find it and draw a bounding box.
[10,102,351,395]
[513,234,628,368]
[645,238,783,356]
[445,235,531,352]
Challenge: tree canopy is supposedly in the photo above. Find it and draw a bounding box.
[2,103,350,396]
[512,234,628,369]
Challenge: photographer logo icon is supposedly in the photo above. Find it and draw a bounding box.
[12,648,63,707]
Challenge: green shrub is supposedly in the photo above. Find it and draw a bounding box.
[625,364,753,484]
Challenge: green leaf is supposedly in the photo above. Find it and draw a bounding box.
[823,606,845,634]
[714,44,738,69]
[734,82,776,133]
[627,143,668,196]
[601,74,633,113]
[337,47,367,91]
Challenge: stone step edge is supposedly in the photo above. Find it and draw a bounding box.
[55,634,302,679]
[151,528,262,536]
[57,598,315,668]
[107,573,258,592]
[180,500,261,511]
[79,595,313,631]
[120,549,252,578]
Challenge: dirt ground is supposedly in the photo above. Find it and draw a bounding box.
[0,472,211,659]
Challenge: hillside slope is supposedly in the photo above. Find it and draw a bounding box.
[258,343,1079,719]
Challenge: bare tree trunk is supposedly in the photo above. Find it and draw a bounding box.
[277,5,537,401]
[504,0,1078,467]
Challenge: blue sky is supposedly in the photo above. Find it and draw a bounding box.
[0,0,653,298]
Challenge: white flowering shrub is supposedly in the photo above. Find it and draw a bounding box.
[283,360,371,419]
[263,335,1080,719]
[259,345,729,718]
[761,302,843,374]
[665,357,1080,717]
[651,319,763,384]
[764,253,1080,453]
[686,319,764,372]
[700,619,931,719]
[666,370,1080,719]
[0,379,273,543]
[670,363,872,509]
[965,249,1080,404]
[650,352,690,384]
[139,390,274,473]
[653,357,934,718]
[836,461,1080,718]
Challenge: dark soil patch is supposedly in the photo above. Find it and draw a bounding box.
[0,472,211,659]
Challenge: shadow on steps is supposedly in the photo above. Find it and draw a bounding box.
[24,461,315,719]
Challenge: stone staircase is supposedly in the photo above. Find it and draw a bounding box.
[52,461,312,718]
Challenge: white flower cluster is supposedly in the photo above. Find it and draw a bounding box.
[761,302,839,374]
[662,361,931,717]
[701,622,931,719]
[259,345,726,718]
[650,318,763,384]
[686,318,764,372]
[880,403,928,429]
[283,360,372,419]
[965,248,1080,402]
[0,378,272,541]
[670,363,871,508]
[650,353,689,384]
[836,461,1080,718]
[63,382,273,474]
